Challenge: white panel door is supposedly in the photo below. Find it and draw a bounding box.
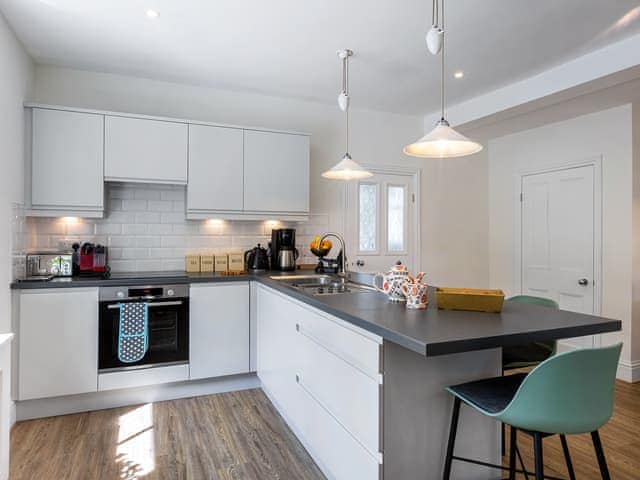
[189,283,250,380]
[32,108,104,210]
[187,125,244,214]
[105,116,188,184]
[243,130,310,213]
[347,172,417,274]
[521,165,597,348]
[18,288,99,400]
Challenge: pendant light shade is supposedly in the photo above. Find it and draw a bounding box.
[404,0,483,159]
[322,153,372,180]
[322,49,372,180]
[404,119,483,158]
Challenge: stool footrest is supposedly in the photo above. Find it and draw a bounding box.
[450,455,564,480]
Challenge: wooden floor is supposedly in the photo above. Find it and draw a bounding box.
[503,379,640,479]
[10,380,640,479]
[10,389,325,480]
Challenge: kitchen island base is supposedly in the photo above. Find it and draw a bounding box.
[383,341,501,480]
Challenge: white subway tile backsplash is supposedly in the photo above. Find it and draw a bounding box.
[172,224,199,235]
[122,199,148,211]
[121,248,149,259]
[135,212,161,224]
[135,236,162,248]
[161,236,187,248]
[160,189,186,201]
[26,184,327,273]
[148,200,173,212]
[122,224,147,235]
[108,236,137,248]
[160,212,185,224]
[96,224,122,235]
[134,189,162,200]
[147,224,173,235]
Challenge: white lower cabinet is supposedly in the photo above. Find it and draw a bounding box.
[257,285,382,480]
[17,288,99,400]
[189,283,250,380]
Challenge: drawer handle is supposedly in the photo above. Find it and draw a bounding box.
[296,323,300,332]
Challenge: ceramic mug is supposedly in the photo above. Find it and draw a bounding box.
[401,281,429,309]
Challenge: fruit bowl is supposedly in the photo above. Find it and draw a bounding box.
[309,237,332,257]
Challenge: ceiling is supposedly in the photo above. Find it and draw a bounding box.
[2,0,640,115]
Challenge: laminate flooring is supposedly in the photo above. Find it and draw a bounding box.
[11,381,640,479]
[10,388,325,480]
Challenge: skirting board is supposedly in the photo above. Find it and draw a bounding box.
[16,373,260,421]
[617,360,640,383]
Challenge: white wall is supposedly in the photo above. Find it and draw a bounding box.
[488,105,634,367]
[0,12,34,332]
[30,65,490,285]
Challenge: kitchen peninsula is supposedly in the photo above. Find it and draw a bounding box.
[11,272,621,480]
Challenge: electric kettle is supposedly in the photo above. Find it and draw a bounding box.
[244,244,269,271]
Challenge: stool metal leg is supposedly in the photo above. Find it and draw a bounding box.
[591,430,611,480]
[533,432,544,480]
[559,434,576,480]
[442,397,461,480]
[508,426,517,480]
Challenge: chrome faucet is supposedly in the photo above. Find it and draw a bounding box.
[319,232,347,277]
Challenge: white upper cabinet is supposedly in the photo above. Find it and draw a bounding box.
[187,124,244,216]
[105,115,188,184]
[243,130,310,216]
[31,108,104,216]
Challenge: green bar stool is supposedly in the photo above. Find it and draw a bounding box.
[442,343,622,480]
[502,295,559,458]
[503,296,559,370]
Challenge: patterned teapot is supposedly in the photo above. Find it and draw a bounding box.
[372,262,411,302]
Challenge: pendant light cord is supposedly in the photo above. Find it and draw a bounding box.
[440,0,445,121]
[344,53,350,154]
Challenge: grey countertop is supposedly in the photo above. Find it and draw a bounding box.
[11,272,621,357]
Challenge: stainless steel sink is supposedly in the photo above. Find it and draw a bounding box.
[270,274,376,295]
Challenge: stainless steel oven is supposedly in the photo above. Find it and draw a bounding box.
[99,284,189,372]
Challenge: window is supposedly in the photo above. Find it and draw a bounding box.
[387,185,405,252]
[359,183,377,252]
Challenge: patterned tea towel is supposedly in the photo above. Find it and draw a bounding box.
[118,302,149,363]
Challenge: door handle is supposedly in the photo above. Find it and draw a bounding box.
[356,260,365,267]
[578,278,589,286]
[107,301,184,309]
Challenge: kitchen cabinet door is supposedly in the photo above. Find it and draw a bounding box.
[187,125,244,216]
[18,288,99,400]
[31,108,104,214]
[104,115,188,184]
[189,283,250,380]
[243,130,310,215]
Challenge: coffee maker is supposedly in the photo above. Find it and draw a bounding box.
[270,228,298,271]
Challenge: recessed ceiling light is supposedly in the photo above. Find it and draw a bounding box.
[146,9,159,18]
[454,71,464,79]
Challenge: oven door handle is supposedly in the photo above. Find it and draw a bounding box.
[106,300,184,309]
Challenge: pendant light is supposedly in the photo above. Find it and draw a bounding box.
[404,0,483,158]
[322,49,373,180]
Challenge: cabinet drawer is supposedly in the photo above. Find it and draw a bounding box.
[296,375,380,480]
[297,304,381,380]
[297,328,380,456]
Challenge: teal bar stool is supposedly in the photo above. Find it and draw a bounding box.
[442,343,622,480]
[501,295,559,457]
[503,296,559,370]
